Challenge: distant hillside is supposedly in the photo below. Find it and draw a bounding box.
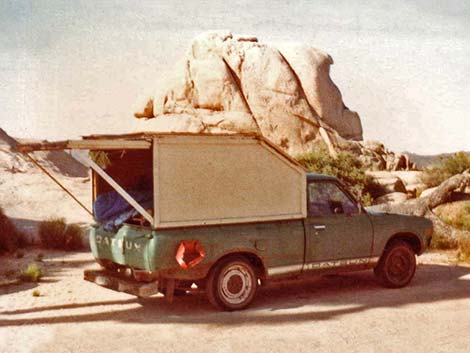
[405,151,470,169]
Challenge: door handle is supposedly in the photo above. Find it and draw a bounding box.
[313,224,326,231]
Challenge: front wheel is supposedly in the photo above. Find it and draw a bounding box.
[206,257,258,311]
[374,240,416,288]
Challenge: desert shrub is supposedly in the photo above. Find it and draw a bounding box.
[39,218,83,250]
[39,218,66,248]
[296,145,375,206]
[19,263,42,282]
[0,206,26,253]
[432,201,470,257]
[458,233,470,262]
[421,152,470,187]
[32,289,41,297]
[429,230,458,250]
[64,223,84,250]
[434,201,470,231]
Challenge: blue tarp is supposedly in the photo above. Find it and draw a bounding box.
[94,190,153,231]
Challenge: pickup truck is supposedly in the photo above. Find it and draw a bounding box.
[19,132,433,311]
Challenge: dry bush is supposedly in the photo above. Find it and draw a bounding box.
[39,218,83,250]
[19,263,42,282]
[429,229,458,250]
[64,223,84,250]
[39,218,66,248]
[434,201,470,231]
[296,145,376,206]
[422,152,470,187]
[433,201,470,258]
[0,206,26,253]
[458,233,470,262]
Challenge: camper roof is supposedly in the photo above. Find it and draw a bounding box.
[16,131,304,169]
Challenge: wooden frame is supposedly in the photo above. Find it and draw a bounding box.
[20,132,307,230]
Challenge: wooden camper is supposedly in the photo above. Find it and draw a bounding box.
[18,132,307,229]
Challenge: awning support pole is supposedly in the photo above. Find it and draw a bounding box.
[23,152,93,216]
[74,154,154,225]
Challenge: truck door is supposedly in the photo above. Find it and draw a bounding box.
[304,180,374,269]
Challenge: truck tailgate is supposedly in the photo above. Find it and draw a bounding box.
[90,224,155,271]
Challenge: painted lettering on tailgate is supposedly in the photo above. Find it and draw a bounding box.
[95,235,142,252]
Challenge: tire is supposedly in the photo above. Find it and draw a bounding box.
[374,240,416,288]
[206,257,258,311]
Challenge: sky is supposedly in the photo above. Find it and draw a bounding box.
[0,0,469,154]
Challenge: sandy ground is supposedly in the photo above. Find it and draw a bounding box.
[1,250,470,353]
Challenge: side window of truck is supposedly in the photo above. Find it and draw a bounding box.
[308,182,359,217]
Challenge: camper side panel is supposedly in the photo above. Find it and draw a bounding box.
[153,136,306,228]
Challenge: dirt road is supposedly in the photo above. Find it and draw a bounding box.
[1,250,470,353]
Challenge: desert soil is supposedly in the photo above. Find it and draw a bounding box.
[1,249,470,353]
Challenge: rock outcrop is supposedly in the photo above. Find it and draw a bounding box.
[367,170,426,204]
[134,31,362,156]
[372,171,470,247]
[134,31,415,171]
[373,192,408,205]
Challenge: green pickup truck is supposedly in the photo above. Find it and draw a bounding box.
[19,133,433,311]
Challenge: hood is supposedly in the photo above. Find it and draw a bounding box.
[365,207,433,234]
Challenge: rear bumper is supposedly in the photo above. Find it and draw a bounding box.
[84,269,159,297]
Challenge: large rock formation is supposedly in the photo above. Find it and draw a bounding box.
[134,31,415,171]
[135,31,362,156]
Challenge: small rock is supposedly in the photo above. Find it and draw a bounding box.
[366,172,407,195]
[362,140,385,154]
[420,187,438,198]
[373,192,408,205]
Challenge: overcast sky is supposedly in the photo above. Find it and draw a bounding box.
[1,0,469,154]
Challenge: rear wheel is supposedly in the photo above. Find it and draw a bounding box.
[375,240,416,288]
[206,257,258,311]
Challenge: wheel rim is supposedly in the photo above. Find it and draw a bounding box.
[387,248,413,284]
[219,264,253,305]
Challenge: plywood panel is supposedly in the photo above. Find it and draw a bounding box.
[153,135,306,228]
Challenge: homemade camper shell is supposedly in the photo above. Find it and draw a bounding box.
[18,132,307,229]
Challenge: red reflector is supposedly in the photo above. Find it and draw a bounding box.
[175,240,205,269]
